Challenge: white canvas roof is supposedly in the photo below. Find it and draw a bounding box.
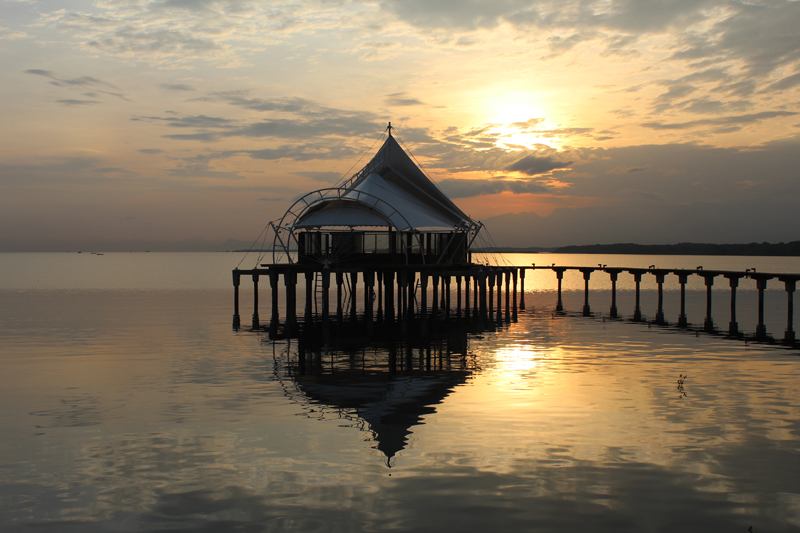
[292,134,475,232]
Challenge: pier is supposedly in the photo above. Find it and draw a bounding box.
[234,264,799,349]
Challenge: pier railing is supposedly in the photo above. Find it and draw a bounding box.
[232,264,799,348]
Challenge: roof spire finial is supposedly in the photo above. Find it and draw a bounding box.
[387,121,392,137]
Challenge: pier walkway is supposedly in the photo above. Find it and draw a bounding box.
[233,264,799,349]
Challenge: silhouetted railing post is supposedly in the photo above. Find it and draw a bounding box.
[606,268,622,318]
[724,273,744,336]
[554,267,567,313]
[779,276,797,345]
[628,269,646,321]
[232,269,241,329]
[579,268,594,316]
[519,268,526,310]
[675,271,691,327]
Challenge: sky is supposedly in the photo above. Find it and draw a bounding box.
[1,0,799,251]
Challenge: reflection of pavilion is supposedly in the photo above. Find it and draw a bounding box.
[283,323,478,463]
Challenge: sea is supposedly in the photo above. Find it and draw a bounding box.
[2,252,800,532]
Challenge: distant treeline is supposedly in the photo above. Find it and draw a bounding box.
[549,242,800,256]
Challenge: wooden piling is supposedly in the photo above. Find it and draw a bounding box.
[579,268,594,317]
[675,271,690,327]
[269,270,279,337]
[519,268,526,310]
[780,276,797,345]
[554,267,567,313]
[628,269,645,322]
[233,270,241,329]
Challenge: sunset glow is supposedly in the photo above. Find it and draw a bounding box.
[1,0,799,251]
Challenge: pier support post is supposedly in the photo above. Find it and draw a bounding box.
[519,268,526,310]
[376,271,384,323]
[698,272,717,332]
[607,269,622,318]
[512,269,518,321]
[301,271,312,326]
[488,271,495,322]
[675,272,690,327]
[285,270,297,334]
[407,270,416,321]
[456,276,462,318]
[753,274,773,340]
[444,275,451,323]
[269,270,279,337]
[364,270,374,332]
[579,268,594,317]
[496,272,502,322]
[473,275,479,316]
[432,274,440,327]
[504,270,511,322]
[233,270,241,330]
[479,271,488,326]
[384,271,395,323]
[252,273,261,329]
[350,271,359,322]
[652,270,667,325]
[465,273,471,320]
[321,268,330,324]
[724,273,744,336]
[420,272,429,334]
[628,269,646,321]
[554,268,567,313]
[780,276,797,345]
[336,272,344,323]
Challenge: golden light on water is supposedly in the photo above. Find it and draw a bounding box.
[490,343,552,385]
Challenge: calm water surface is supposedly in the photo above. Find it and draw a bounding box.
[2,253,800,532]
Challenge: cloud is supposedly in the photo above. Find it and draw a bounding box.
[25,69,129,102]
[134,114,237,129]
[56,99,101,106]
[384,92,424,106]
[506,154,573,175]
[642,111,798,130]
[294,171,343,183]
[764,72,800,93]
[138,149,164,154]
[438,177,550,198]
[160,83,196,91]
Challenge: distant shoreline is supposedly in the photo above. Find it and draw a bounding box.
[477,241,800,257]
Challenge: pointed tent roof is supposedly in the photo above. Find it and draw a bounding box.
[292,133,476,232]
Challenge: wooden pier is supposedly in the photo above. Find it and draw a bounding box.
[234,264,799,348]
